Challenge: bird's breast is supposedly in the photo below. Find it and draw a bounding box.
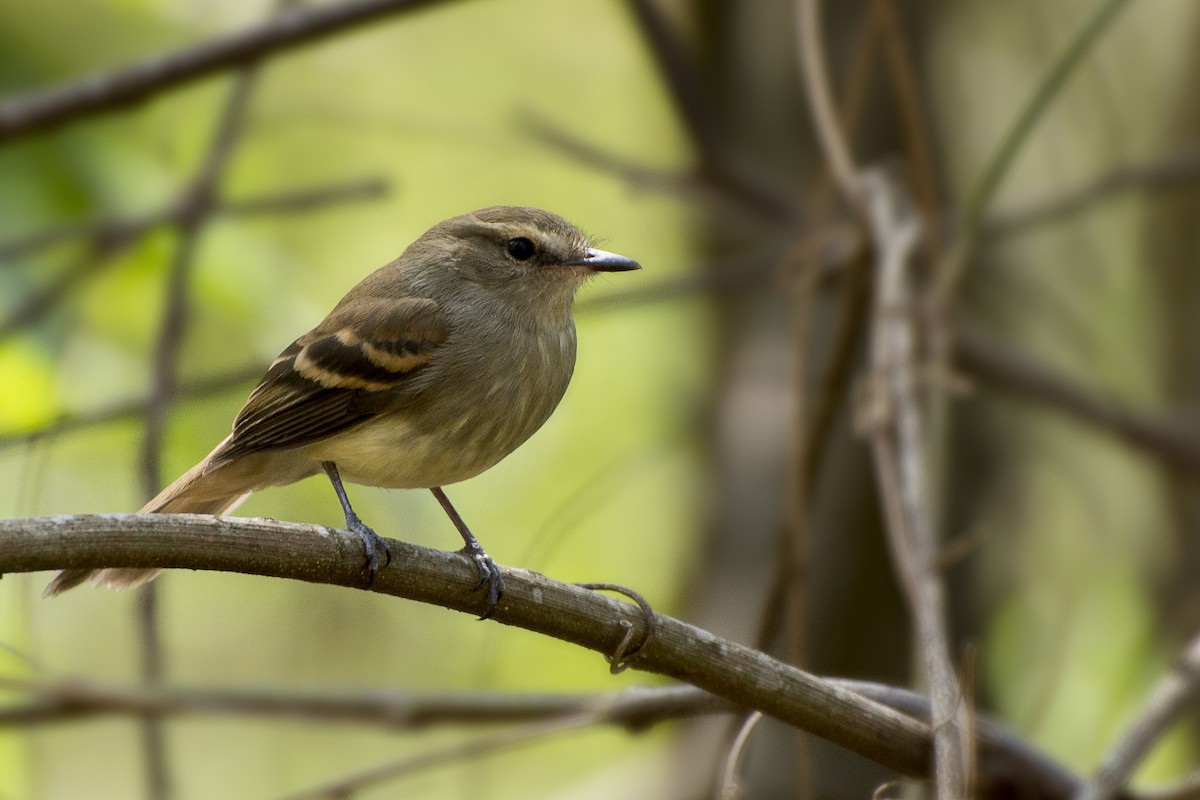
[306,323,577,489]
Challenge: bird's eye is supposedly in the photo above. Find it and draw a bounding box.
[506,237,536,261]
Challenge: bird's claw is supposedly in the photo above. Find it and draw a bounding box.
[347,517,392,587]
[458,542,504,619]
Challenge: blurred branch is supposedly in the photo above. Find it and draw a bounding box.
[0,670,1079,800]
[0,177,388,343]
[136,62,258,800]
[523,113,790,226]
[1079,632,1200,800]
[621,0,720,166]
[0,511,1088,798]
[274,715,614,800]
[0,0,456,145]
[621,0,793,220]
[983,142,1200,238]
[953,322,1200,475]
[795,0,862,207]
[0,679,731,729]
[0,364,262,452]
[0,177,388,264]
[857,167,966,799]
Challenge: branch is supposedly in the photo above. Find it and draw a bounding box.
[984,142,1200,238]
[620,0,792,220]
[1077,632,1200,800]
[858,167,966,799]
[0,177,388,264]
[272,715,611,800]
[0,0,456,145]
[0,365,262,452]
[0,679,731,730]
[0,512,1079,798]
[953,322,1200,475]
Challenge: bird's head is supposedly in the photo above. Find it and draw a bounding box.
[403,206,640,326]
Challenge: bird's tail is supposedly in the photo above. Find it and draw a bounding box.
[43,450,251,597]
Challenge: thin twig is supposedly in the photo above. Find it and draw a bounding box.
[0,679,731,729]
[0,0,456,144]
[272,714,602,800]
[718,712,765,799]
[795,0,862,206]
[953,321,1200,475]
[522,113,789,226]
[0,177,388,264]
[1077,632,1200,800]
[0,364,263,451]
[621,0,792,220]
[983,142,1200,238]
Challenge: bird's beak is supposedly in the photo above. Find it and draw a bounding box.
[561,248,641,272]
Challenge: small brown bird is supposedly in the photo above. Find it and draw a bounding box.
[45,206,640,613]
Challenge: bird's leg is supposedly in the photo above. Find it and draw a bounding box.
[429,486,505,618]
[321,461,392,584]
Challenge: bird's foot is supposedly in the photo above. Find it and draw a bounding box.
[457,541,505,619]
[346,515,392,587]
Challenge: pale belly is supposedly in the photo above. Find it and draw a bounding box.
[299,414,508,488]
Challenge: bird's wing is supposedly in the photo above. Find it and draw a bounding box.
[207,295,449,469]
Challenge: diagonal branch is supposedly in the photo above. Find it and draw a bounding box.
[0,0,457,145]
[0,512,1084,799]
[1078,632,1200,800]
[953,322,1200,475]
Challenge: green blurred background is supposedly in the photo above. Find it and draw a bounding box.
[3,0,1200,797]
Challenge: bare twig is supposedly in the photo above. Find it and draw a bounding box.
[718,711,766,799]
[0,364,262,452]
[953,322,1200,475]
[621,0,792,220]
[983,142,1200,238]
[858,168,965,799]
[0,0,456,145]
[0,679,731,729]
[523,113,789,226]
[0,177,388,264]
[795,0,862,206]
[272,714,603,800]
[1077,632,1200,800]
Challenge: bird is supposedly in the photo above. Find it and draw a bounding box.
[44,206,641,615]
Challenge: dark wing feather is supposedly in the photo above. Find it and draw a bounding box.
[208,296,449,468]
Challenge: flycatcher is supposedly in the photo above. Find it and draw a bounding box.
[45,206,640,614]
